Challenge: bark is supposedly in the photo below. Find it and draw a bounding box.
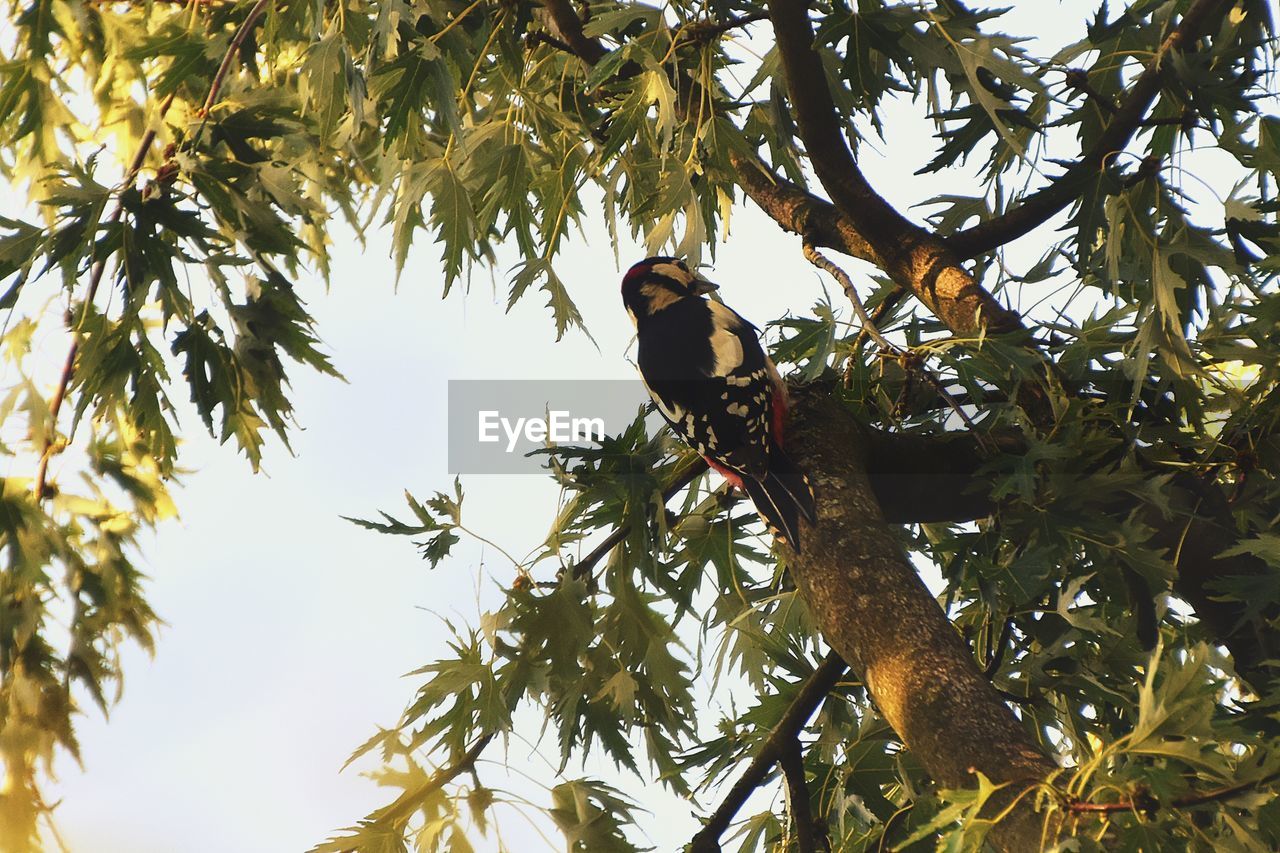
[765,0,1022,338]
[861,427,1020,524]
[786,387,1057,852]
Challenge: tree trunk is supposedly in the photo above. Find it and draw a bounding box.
[786,387,1056,851]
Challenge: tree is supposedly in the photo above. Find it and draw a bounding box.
[1,0,1278,849]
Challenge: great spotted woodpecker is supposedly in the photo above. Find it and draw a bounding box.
[622,256,817,547]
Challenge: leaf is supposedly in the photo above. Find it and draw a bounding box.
[425,157,477,287]
[370,48,435,148]
[301,28,349,140]
[508,258,591,342]
[0,215,43,286]
[950,36,1045,161]
[1218,533,1280,566]
[549,779,648,852]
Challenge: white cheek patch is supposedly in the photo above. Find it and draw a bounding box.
[650,262,693,285]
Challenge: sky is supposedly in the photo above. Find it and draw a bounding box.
[6,2,1262,851]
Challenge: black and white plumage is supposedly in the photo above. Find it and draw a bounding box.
[622,256,817,547]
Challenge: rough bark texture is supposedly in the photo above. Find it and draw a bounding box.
[729,151,879,266]
[786,388,1056,852]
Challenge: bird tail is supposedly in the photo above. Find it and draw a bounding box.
[741,444,817,548]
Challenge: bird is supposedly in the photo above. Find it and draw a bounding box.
[622,256,817,548]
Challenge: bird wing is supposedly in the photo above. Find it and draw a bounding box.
[638,299,775,478]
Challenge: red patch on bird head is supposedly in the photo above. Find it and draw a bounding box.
[622,261,654,291]
[622,256,682,291]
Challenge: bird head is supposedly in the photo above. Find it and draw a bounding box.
[621,256,718,324]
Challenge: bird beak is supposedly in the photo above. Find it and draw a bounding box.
[692,278,719,295]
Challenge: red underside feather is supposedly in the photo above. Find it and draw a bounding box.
[705,457,744,489]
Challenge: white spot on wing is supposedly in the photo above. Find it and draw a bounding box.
[706,300,746,376]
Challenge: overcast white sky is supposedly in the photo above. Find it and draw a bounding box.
[9,2,1263,850]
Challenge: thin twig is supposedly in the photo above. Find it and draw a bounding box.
[779,738,828,853]
[1062,67,1119,114]
[1067,769,1280,815]
[539,0,607,63]
[803,243,895,354]
[802,244,993,447]
[526,29,575,55]
[876,803,914,853]
[33,0,273,500]
[200,0,273,116]
[341,733,496,839]
[676,11,771,46]
[690,651,848,852]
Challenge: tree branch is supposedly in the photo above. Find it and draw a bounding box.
[690,651,848,852]
[529,0,898,310]
[397,733,494,810]
[677,11,772,45]
[526,29,575,55]
[539,0,607,64]
[766,0,1021,337]
[862,427,1009,524]
[315,733,496,851]
[783,387,1057,853]
[780,738,828,853]
[947,0,1236,258]
[1151,468,1280,689]
[729,152,880,266]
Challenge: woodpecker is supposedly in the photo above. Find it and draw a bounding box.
[622,256,817,547]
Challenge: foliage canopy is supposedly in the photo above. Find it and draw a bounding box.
[0,0,1279,850]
